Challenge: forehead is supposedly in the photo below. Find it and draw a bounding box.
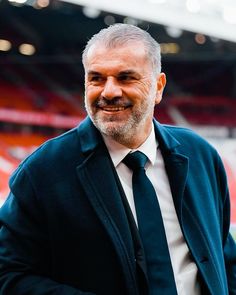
[85,42,151,72]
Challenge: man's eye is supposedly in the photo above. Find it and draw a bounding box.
[90,76,103,82]
[119,75,134,81]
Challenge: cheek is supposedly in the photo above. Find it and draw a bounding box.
[136,80,154,95]
[85,90,98,106]
[86,85,102,101]
[133,86,154,101]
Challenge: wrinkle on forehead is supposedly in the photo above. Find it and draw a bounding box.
[85,42,152,75]
[85,42,149,66]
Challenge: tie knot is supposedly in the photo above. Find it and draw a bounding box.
[123,151,148,171]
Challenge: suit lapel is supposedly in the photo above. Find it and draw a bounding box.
[164,153,188,224]
[163,150,220,292]
[75,118,138,294]
[76,145,135,258]
[154,121,222,294]
[154,120,188,224]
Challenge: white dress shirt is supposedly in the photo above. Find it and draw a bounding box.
[102,126,201,294]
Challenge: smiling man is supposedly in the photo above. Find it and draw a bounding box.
[0,24,235,295]
[83,40,165,148]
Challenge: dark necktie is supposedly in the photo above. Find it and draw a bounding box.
[123,151,177,294]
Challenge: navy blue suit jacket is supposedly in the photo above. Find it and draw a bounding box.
[0,117,235,294]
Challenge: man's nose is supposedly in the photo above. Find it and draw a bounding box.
[101,77,122,100]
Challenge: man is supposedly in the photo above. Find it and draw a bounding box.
[0,24,235,295]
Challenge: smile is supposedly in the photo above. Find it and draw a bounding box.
[101,106,128,112]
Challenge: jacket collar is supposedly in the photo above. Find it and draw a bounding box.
[77,117,181,155]
[153,120,181,153]
[77,117,103,154]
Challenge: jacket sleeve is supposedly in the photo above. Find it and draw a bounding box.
[0,165,95,295]
[218,155,236,294]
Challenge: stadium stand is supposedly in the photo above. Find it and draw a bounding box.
[172,96,236,127]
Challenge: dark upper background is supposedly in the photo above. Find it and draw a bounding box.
[0,0,236,100]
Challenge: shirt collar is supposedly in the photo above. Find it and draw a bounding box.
[102,125,158,167]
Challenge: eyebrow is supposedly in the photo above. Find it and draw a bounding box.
[86,70,141,81]
[87,71,102,76]
[117,70,137,76]
[87,70,138,76]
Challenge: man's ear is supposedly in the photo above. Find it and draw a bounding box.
[155,72,166,105]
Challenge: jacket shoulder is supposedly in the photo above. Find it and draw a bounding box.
[161,124,216,151]
[9,127,81,185]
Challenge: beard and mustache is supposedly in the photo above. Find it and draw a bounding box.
[85,95,155,146]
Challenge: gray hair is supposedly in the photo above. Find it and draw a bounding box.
[82,23,162,74]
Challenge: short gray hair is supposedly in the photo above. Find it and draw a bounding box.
[82,23,162,74]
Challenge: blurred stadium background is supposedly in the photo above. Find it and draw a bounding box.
[0,0,235,238]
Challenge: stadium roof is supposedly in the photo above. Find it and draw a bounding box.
[63,0,236,43]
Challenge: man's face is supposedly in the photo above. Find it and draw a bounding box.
[84,41,166,148]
